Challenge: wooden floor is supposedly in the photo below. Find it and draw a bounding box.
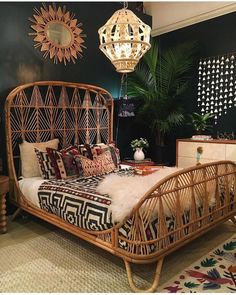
[1,213,236,284]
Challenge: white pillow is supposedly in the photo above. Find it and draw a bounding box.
[19,139,59,177]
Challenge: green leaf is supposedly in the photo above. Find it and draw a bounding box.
[184,281,200,289]
[200,257,217,267]
[223,241,236,251]
[127,39,197,145]
[213,249,225,256]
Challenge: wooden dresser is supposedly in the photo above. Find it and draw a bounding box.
[176,138,236,168]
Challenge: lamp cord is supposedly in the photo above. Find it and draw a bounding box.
[124,1,128,9]
[115,73,127,145]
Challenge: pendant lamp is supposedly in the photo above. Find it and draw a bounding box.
[98,3,151,73]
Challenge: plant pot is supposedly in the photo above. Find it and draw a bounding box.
[134,148,145,161]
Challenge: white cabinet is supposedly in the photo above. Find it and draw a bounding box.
[176,139,236,168]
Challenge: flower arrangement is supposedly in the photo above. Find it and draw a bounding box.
[130,137,149,151]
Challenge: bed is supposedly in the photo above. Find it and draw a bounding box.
[5,81,236,292]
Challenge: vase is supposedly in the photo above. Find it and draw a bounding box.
[134,148,145,161]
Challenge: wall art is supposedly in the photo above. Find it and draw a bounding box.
[197,53,236,124]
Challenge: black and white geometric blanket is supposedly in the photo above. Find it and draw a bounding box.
[38,168,134,231]
[38,167,202,252]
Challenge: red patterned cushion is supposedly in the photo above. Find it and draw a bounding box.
[46,146,81,179]
[74,150,116,177]
[90,143,120,167]
[77,144,93,159]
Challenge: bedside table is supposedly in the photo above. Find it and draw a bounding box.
[0,176,9,233]
[121,158,155,166]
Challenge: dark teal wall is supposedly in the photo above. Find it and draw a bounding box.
[152,11,236,165]
[0,2,151,174]
[118,11,236,165]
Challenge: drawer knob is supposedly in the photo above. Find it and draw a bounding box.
[196,146,203,165]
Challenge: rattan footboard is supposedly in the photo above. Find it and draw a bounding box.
[5,81,236,292]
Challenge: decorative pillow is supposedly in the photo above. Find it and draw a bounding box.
[46,147,81,179]
[34,148,56,179]
[89,143,107,159]
[60,145,80,156]
[77,144,93,159]
[19,138,59,177]
[74,150,116,177]
[90,143,120,168]
[108,143,121,167]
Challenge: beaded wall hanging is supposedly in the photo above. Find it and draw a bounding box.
[197,53,236,124]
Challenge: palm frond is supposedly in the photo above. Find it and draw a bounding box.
[127,39,198,145]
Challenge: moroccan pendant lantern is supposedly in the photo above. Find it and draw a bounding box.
[98,4,151,73]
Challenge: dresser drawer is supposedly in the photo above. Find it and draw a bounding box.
[178,156,215,168]
[226,144,236,162]
[178,141,226,160]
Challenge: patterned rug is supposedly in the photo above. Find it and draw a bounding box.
[159,234,236,293]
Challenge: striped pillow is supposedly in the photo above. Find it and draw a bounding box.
[34,148,56,179]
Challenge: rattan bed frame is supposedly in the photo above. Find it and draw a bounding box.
[5,81,236,292]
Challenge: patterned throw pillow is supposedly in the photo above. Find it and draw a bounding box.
[47,146,81,179]
[88,143,105,159]
[19,138,59,177]
[34,148,56,179]
[90,143,120,168]
[74,150,116,177]
[77,144,93,159]
[108,143,121,167]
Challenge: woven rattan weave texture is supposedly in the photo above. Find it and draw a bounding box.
[5,81,236,292]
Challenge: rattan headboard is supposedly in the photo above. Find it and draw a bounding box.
[5,81,113,183]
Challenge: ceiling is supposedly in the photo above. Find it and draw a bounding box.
[143,1,236,36]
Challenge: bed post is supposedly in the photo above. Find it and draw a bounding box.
[124,258,164,293]
[230,216,236,226]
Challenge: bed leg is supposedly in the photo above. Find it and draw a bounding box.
[124,258,164,293]
[11,207,22,221]
[230,216,236,226]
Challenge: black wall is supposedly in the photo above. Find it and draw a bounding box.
[151,11,236,165]
[99,11,236,165]
[4,4,235,169]
[0,2,151,174]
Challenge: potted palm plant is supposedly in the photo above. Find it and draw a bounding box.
[189,112,214,134]
[128,40,197,162]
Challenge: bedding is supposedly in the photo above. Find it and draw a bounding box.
[97,167,183,223]
[19,139,59,178]
[19,167,134,231]
[18,167,178,253]
[18,166,202,239]
[32,143,120,180]
[18,165,209,254]
[46,147,80,179]
[74,150,117,177]
[18,177,46,207]
[34,148,56,179]
[89,143,120,167]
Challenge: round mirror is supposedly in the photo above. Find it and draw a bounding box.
[46,22,72,47]
[29,4,86,64]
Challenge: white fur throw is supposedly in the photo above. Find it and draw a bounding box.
[97,167,182,223]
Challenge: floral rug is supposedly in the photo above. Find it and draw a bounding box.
[159,234,236,293]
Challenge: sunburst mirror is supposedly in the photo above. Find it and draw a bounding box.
[29,3,86,65]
